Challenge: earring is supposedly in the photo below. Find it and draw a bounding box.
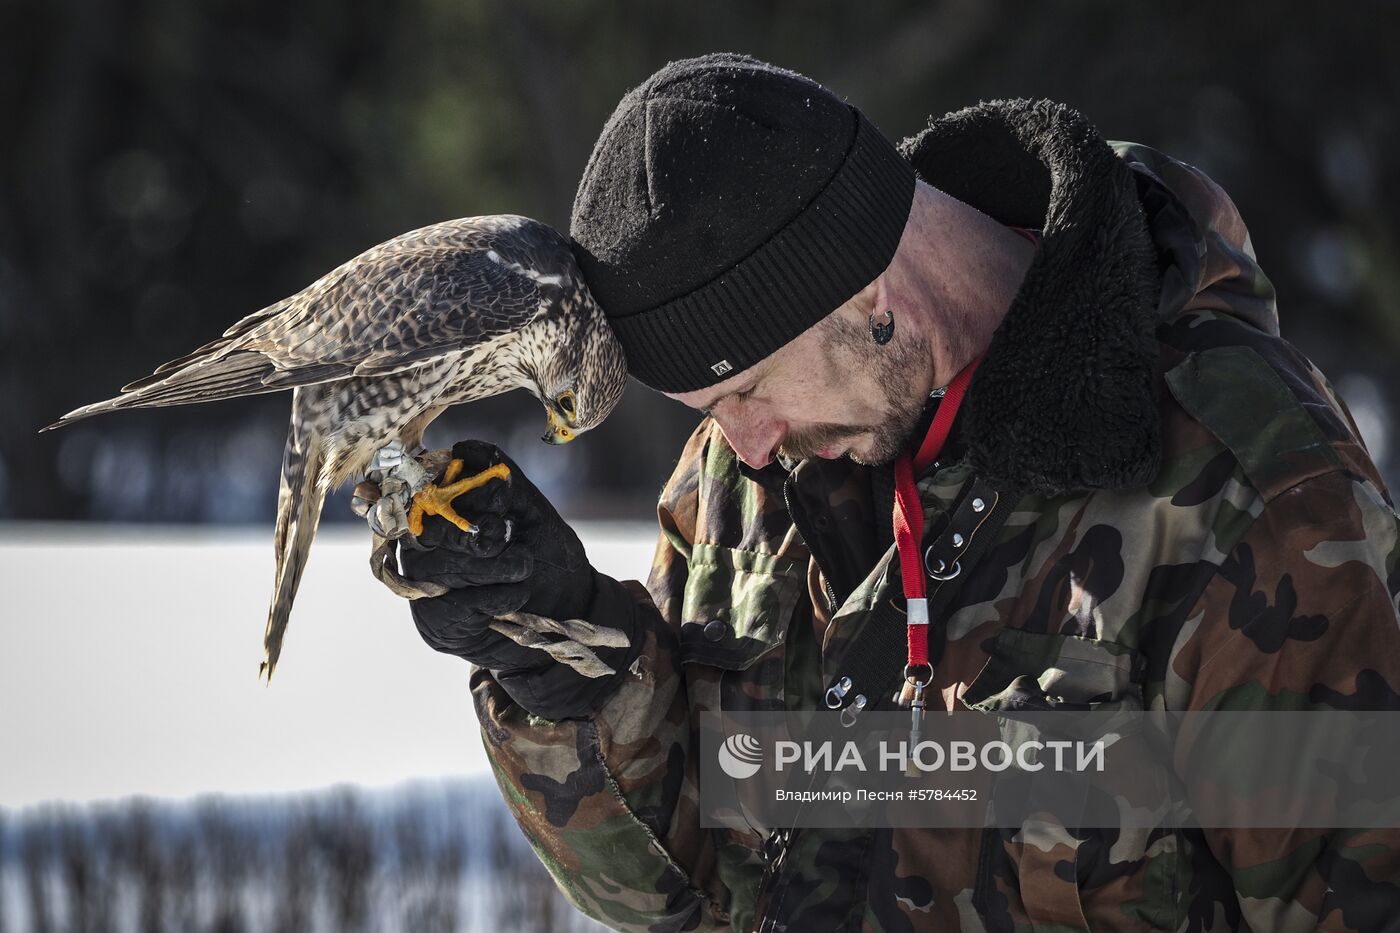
[869,309,895,345]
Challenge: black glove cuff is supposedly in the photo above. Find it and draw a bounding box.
[493,572,646,721]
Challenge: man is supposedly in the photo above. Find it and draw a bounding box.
[395,54,1400,931]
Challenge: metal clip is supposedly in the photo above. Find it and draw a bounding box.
[903,663,932,778]
[924,550,962,581]
[909,683,926,746]
[825,676,852,710]
[840,694,867,727]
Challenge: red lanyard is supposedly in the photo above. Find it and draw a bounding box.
[893,355,981,671]
[897,226,1036,678]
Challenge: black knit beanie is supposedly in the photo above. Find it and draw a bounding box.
[570,53,915,393]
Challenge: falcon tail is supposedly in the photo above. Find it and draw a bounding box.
[259,395,329,683]
[41,352,286,432]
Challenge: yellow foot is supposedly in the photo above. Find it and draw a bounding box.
[407,460,511,537]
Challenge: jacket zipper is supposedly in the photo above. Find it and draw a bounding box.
[782,473,840,613]
[760,472,835,930]
[756,827,793,933]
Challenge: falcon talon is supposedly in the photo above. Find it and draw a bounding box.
[369,495,409,539]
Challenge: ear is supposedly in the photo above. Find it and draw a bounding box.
[827,277,882,330]
[856,276,883,318]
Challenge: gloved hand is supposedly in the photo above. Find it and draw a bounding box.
[397,440,641,720]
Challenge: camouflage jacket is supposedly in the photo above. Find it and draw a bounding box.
[470,100,1400,931]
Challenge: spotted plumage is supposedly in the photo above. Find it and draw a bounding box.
[45,215,629,680]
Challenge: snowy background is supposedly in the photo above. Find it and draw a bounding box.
[0,524,655,807]
[0,524,652,931]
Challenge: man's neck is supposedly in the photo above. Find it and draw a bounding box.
[892,182,1037,394]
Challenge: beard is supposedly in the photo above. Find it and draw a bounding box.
[777,315,931,466]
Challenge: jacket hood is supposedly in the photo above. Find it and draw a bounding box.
[900,99,1184,497]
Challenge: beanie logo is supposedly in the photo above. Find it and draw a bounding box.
[711,359,734,377]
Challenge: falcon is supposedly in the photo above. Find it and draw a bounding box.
[45,215,629,681]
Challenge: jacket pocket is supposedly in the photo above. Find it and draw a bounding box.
[961,628,1145,712]
[962,629,1167,931]
[678,542,806,670]
[681,545,808,837]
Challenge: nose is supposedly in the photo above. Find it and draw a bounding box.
[712,410,785,469]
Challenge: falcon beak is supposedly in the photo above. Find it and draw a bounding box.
[542,409,577,445]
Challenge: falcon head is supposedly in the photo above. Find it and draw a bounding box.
[534,291,628,445]
[485,215,628,445]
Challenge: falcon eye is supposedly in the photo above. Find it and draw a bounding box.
[557,391,577,419]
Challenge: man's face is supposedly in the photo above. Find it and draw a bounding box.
[666,306,931,469]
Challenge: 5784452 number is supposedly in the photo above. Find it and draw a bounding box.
[907,789,977,802]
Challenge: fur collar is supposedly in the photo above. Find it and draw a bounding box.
[900,99,1165,497]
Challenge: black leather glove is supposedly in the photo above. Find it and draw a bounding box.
[399,440,641,720]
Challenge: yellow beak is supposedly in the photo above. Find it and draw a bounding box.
[543,409,576,445]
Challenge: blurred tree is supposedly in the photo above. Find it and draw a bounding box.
[431,819,465,932]
[119,800,167,933]
[3,0,1397,523]
[0,781,605,932]
[319,787,374,932]
[56,816,96,933]
[19,811,55,933]
[195,799,248,933]
[163,822,198,932]
[271,804,314,933]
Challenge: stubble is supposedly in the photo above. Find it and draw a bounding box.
[778,314,930,466]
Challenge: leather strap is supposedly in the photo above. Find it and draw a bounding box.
[826,475,1014,716]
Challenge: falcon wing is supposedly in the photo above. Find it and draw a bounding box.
[50,223,550,425]
[253,243,550,383]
